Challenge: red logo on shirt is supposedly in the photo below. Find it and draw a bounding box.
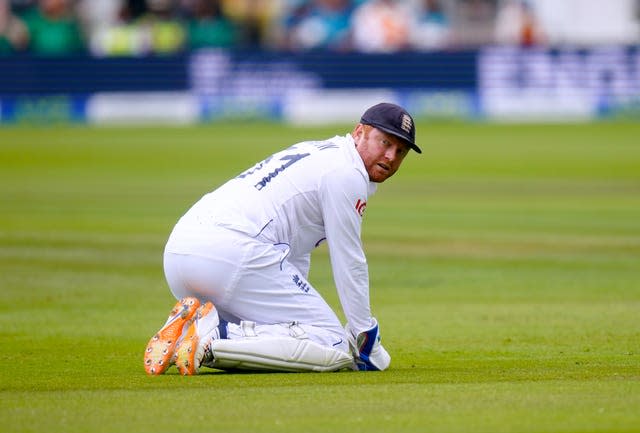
[355,199,367,216]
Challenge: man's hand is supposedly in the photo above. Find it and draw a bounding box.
[346,318,391,371]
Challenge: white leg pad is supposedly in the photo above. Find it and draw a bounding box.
[209,337,354,372]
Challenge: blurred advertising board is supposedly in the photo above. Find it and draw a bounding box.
[479,46,640,120]
[1,47,638,124]
[187,49,477,122]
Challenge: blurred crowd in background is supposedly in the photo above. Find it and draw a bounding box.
[1,0,639,56]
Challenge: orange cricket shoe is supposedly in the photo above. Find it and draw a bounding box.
[144,297,201,375]
[175,301,220,375]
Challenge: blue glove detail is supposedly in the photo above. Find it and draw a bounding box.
[354,324,380,371]
[346,319,391,371]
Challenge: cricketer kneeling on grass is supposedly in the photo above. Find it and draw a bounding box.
[144,103,422,375]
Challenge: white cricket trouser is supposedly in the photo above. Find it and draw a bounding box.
[163,225,349,353]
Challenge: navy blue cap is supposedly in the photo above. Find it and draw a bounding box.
[360,103,421,154]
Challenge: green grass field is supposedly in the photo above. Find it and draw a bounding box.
[1,121,639,433]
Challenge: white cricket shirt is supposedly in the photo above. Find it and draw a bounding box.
[167,134,377,334]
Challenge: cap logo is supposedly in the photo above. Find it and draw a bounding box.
[400,114,412,133]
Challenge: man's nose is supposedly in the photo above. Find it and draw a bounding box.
[385,146,398,161]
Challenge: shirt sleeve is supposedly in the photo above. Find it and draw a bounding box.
[319,166,374,334]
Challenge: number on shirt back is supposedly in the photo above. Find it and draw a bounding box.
[237,146,310,191]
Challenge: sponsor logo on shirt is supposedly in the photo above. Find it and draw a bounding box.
[292,274,310,293]
[355,199,367,217]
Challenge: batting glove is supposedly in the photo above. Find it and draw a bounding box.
[346,318,391,371]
